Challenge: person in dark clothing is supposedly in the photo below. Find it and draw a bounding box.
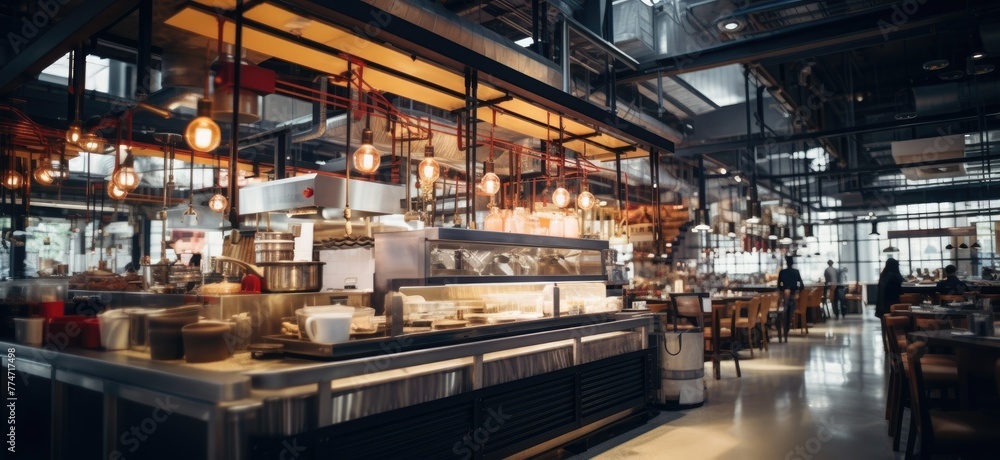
[875,258,904,318]
[936,264,967,295]
[777,256,805,338]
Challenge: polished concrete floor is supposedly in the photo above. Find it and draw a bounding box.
[575,306,904,459]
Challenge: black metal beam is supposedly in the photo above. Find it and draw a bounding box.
[274,0,674,153]
[618,1,968,84]
[0,0,140,96]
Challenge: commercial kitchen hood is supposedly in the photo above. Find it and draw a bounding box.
[239,174,405,218]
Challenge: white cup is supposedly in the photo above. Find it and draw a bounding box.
[14,317,44,346]
[296,306,354,339]
[98,310,130,350]
[303,313,352,344]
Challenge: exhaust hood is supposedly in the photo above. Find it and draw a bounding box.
[239,174,405,218]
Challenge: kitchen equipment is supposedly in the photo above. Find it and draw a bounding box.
[98,309,130,350]
[212,256,324,293]
[247,343,284,360]
[13,317,43,346]
[80,319,102,349]
[148,310,200,360]
[126,308,164,351]
[303,312,352,344]
[182,322,233,363]
[295,306,354,339]
[255,240,295,262]
[48,315,88,348]
[141,262,203,293]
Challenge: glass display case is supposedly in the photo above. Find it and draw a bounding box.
[374,228,610,306]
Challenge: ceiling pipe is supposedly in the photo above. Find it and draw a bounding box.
[292,76,329,143]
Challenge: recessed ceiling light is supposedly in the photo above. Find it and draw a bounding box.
[718,167,727,175]
[938,70,965,81]
[974,64,995,75]
[923,59,950,71]
[972,52,987,60]
[717,18,744,33]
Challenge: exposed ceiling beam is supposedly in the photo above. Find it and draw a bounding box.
[618,1,969,84]
[0,0,140,96]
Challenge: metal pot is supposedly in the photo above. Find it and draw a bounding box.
[255,240,296,263]
[212,256,324,293]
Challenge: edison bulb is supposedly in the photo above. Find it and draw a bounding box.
[65,121,83,144]
[112,166,140,192]
[185,116,222,152]
[107,181,127,200]
[552,187,570,208]
[208,193,229,213]
[576,190,596,210]
[418,156,440,183]
[2,170,24,190]
[353,144,381,174]
[480,172,500,195]
[79,133,104,153]
[33,165,54,185]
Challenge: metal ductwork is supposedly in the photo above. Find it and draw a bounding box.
[239,173,405,218]
[292,76,329,143]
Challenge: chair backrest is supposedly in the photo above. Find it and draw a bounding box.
[938,294,965,303]
[898,293,922,305]
[883,315,910,358]
[903,342,932,442]
[745,296,761,328]
[889,303,911,314]
[669,293,706,329]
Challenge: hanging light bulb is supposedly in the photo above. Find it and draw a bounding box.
[2,170,23,190]
[66,121,83,144]
[694,209,711,232]
[353,128,381,174]
[49,155,68,182]
[745,199,761,224]
[480,160,500,196]
[551,186,570,208]
[768,224,778,240]
[111,148,140,192]
[208,193,229,213]
[33,155,54,185]
[779,226,793,245]
[577,190,596,210]
[185,99,222,152]
[418,141,440,184]
[79,132,104,153]
[107,180,127,200]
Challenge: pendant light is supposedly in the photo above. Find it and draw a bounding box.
[33,151,54,185]
[112,147,140,192]
[869,221,880,235]
[726,221,737,238]
[49,146,69,182]
[417,127,440,184]
[185,46,222,152]
[66,121,83,145]
[106,180,127,201]
[208,153,228,213]
[480,109,500,196]
[2,136,23,190]
[883,242,899,253]
[353,92,380,174]
[694,209,711,232]
[79,132,104,153]
[972,240,981,249]
[959,240,969,249]
[945,243,954,250]
[576,170,596,211]
[768,224,778,240]
[551,115,569,208]
[779,226,792,245]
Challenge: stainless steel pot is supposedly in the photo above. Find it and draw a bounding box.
[141,263,202,292]
[255,240,295,263]
[212,256,324,293]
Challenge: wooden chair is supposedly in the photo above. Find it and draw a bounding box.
[804,286,823,324]
[937,294,965,304]
[791,287,811,335]
[898,293,923,305]
[884,318,959,452]
[902,342,1000,459]
[844,283,864,313]
[733,297,762,357]
[671,293,740,379]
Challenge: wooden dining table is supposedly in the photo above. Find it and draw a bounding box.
[908,329,1000,410]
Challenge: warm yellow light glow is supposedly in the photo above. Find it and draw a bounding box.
[552,187,570,208]
[2,171,24,190]
[480,172,500,195]
[33,160,54,185]
[208,193,229,213]
[79,133,104,153]
[418,156,440,183]
[107,181,127,200]
[112,166,140,192]
[65,122,83,144]
[185,116,222,152]
[353,144,380,174]
[576,190,596,210]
